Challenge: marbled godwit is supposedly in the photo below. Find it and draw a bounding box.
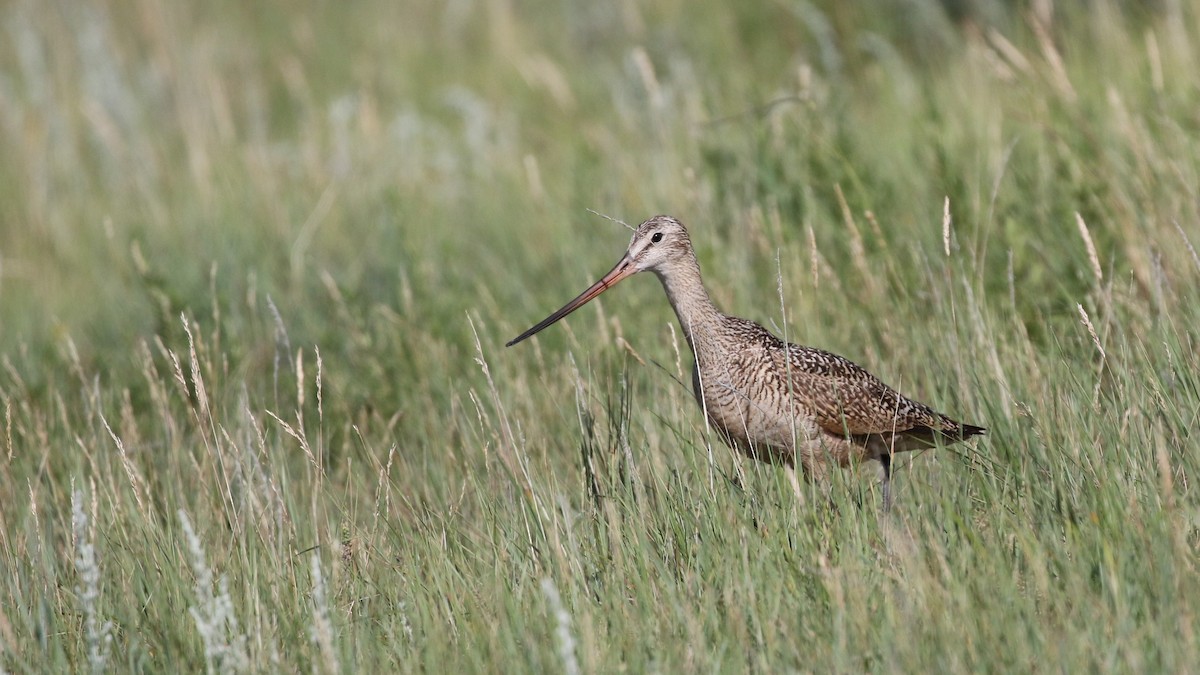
[507,215,984,508]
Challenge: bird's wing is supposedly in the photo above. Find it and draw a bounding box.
[772,344,945,437]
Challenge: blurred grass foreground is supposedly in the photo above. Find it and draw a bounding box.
[2,0,1200,672]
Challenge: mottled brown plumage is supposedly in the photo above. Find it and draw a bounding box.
[508,215,984,508]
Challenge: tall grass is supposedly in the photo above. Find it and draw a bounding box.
[1,0,1199,671]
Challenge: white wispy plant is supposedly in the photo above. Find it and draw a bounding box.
[179,510,249,674]
[72,487,112,674]
[540,578,580,675]
[309,553,338,674]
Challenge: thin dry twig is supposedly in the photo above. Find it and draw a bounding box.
[587,208,635,232]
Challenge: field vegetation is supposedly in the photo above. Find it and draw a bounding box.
[1,0,1199,671]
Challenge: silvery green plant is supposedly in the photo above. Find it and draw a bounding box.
[179,510,249,674]
[309,553,338,674]
[72,488,111,674]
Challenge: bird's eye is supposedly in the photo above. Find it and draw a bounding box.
[651,232,663,243]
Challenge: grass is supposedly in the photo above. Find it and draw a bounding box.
[2,0,1199,671]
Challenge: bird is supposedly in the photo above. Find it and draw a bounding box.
[507,215,985,509]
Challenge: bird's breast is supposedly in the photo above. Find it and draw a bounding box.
[690,356,820,454]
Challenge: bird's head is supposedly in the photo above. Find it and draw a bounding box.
[506,214,693,347]
[623,215,694,275]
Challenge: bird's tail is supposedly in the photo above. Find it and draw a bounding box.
[952,422,987,440]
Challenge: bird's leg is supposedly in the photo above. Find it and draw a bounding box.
[880,453,893,512]
[785,464,807,507]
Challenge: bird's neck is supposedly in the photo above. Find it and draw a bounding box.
[653,255,723,357]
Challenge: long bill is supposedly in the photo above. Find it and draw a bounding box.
[506,255,637,347]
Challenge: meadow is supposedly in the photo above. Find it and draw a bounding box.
[2,0,1199,671]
